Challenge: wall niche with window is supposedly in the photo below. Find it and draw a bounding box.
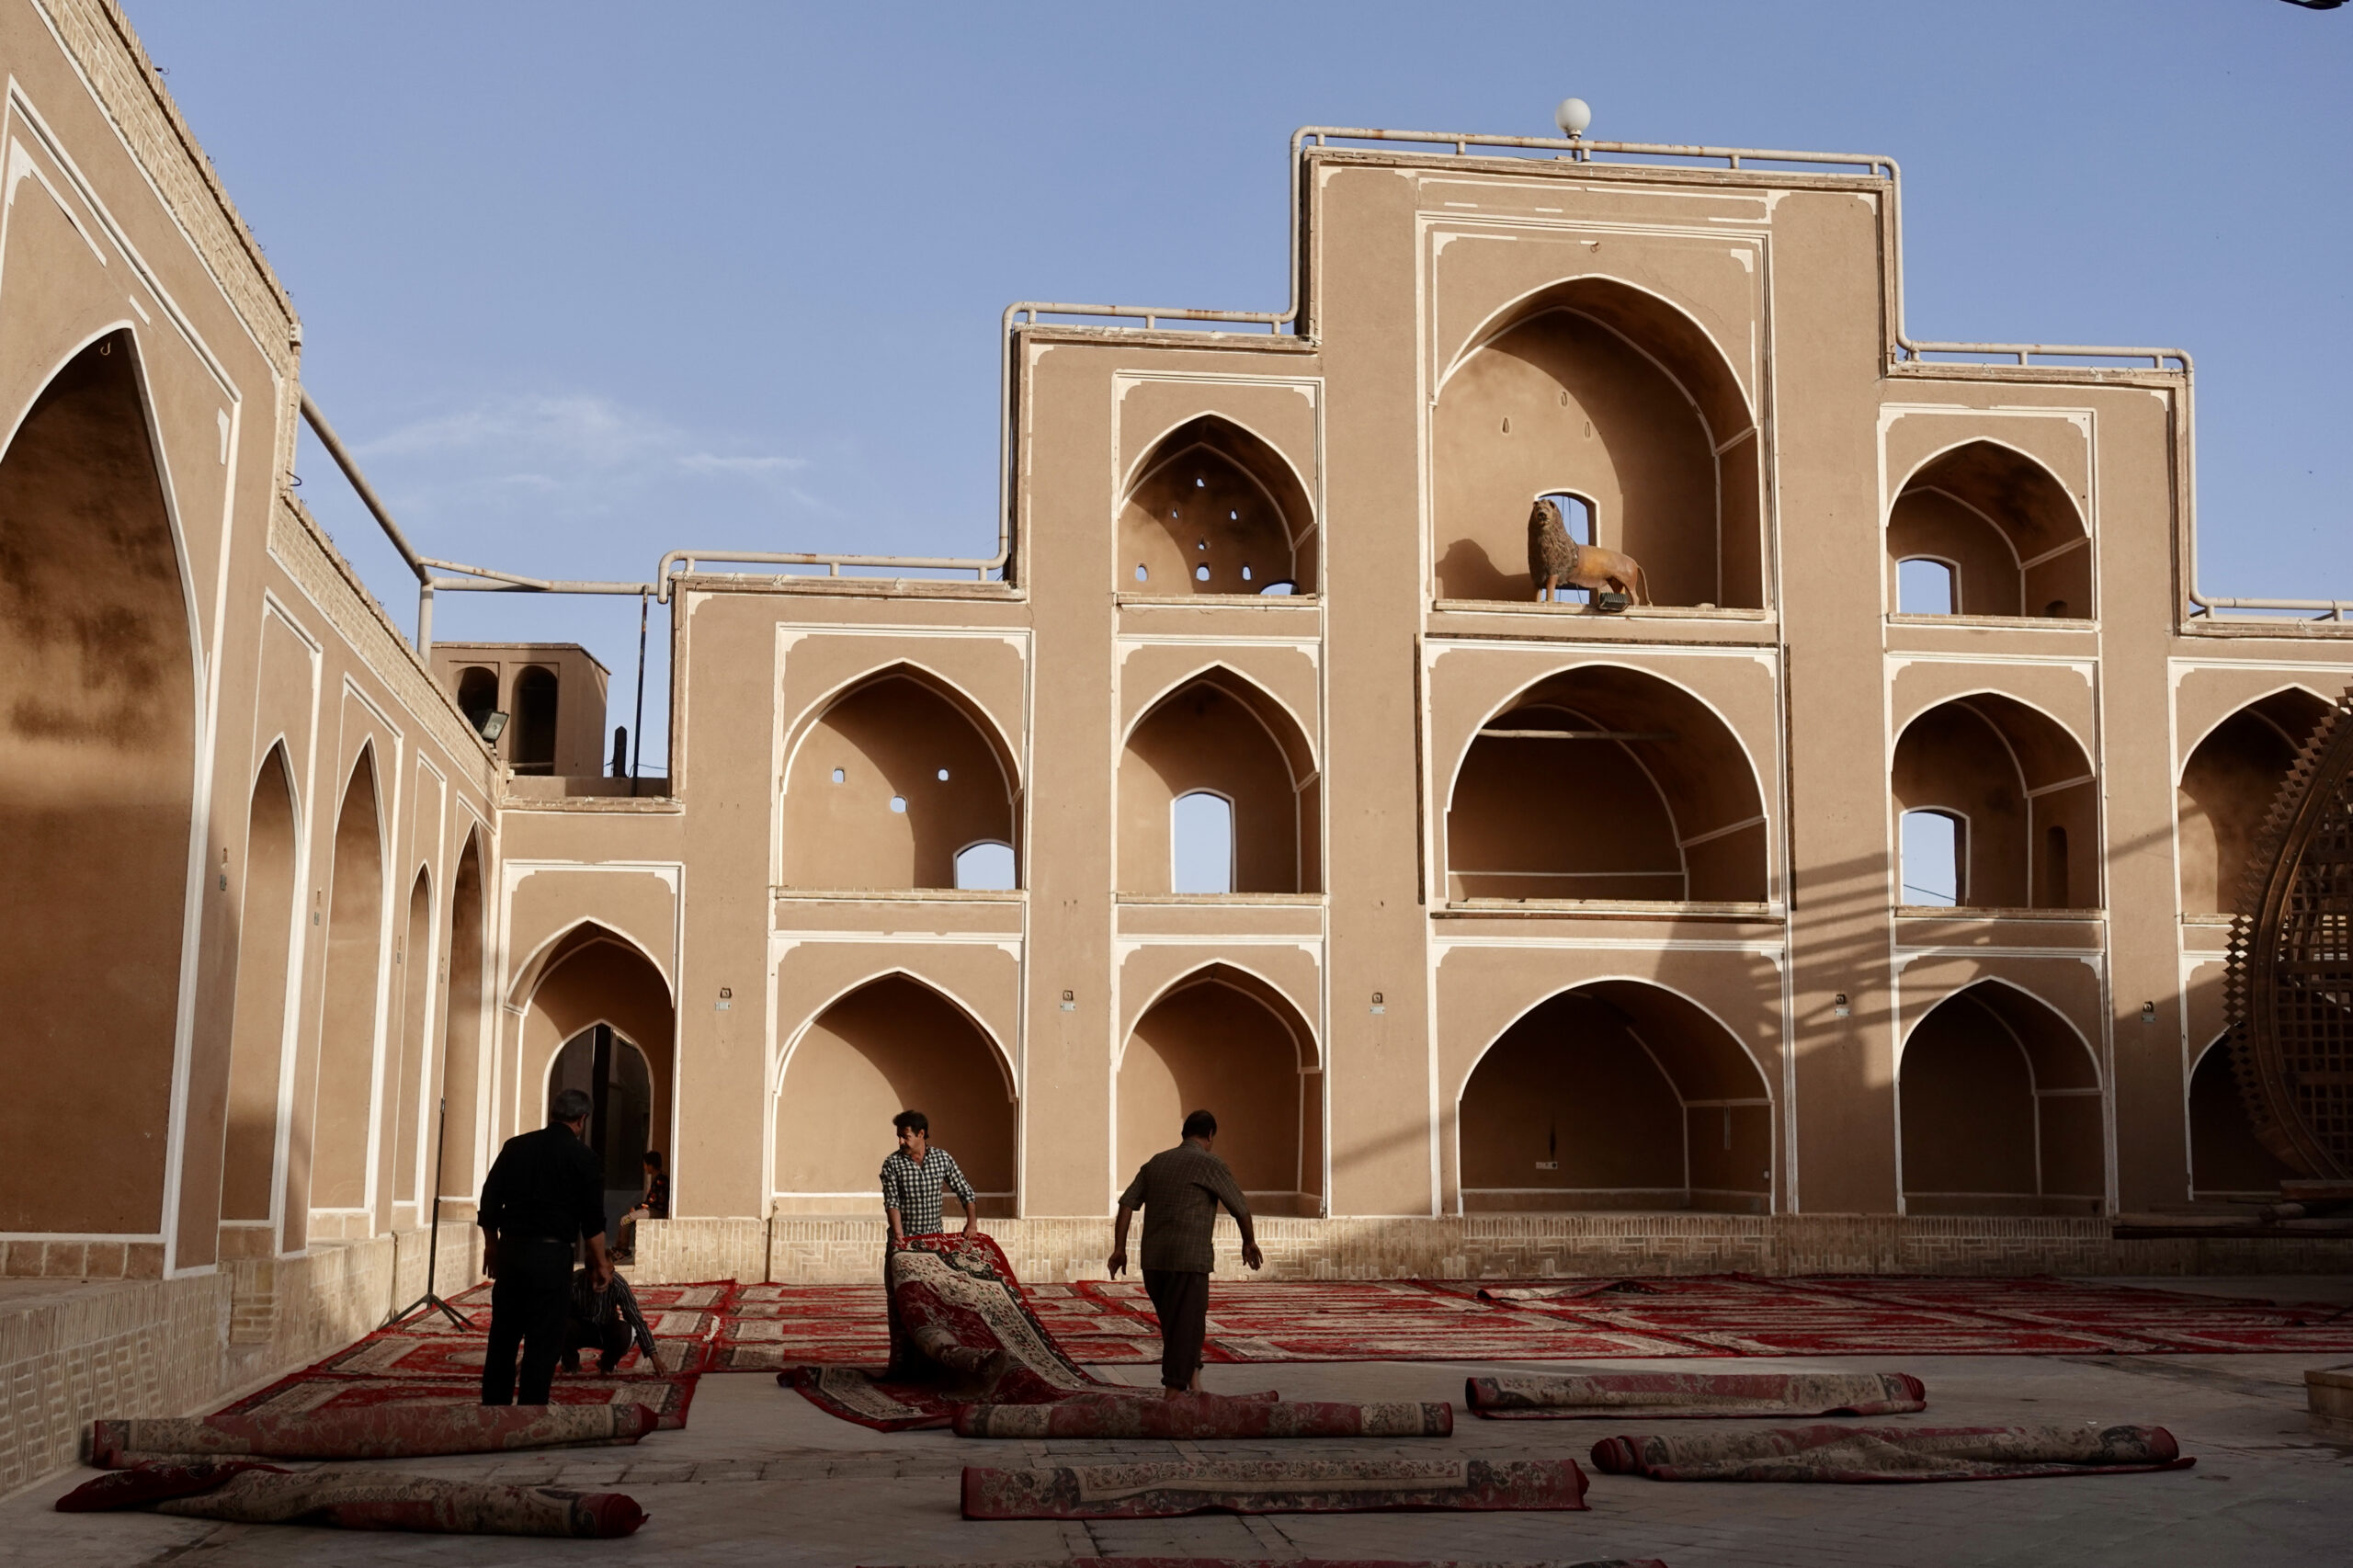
[1119,415,1316,597]
[1885,441,2091,620]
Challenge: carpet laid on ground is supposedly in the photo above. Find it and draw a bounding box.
[954,1392,1451,1438]
[780,1233,1125,1431]
[858,1560,1666,1567]
[85,1404,653,1466]
[56,1460,647,1535]
[734,1272,2353,1365]
[1590,1423,2191,1482]
[960,1458,1591,1518]
[1466,1370,1927,1420]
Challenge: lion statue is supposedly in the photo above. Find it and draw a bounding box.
[1527,496,1650,605]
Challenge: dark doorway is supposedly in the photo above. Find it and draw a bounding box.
[551,1025,654,1243]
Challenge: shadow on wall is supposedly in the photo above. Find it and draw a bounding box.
[1893,695,2096,910]
[1899,983,2102,1217]
[1120,416,1315,597]
[782,670,1017,892]
[1447,665,1767,903]
[774,975,1015,1215]
[2177,688,2332,916]
[1456,982,1771,1214]
[1885,441,2090,620]
[1433,278,1761,608]
[0,331,197,1235]
[2188,1036,2297,1201]
[1119,968,1321,1214]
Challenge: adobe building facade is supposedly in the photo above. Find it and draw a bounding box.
[2,0,2349,1489]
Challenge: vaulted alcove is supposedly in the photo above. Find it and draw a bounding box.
[1885,441,2090,620]
[2177,689,2330,916]
[1893,696,2096,911]
[1119,416,1316,596]
[1899,983,2103,1216]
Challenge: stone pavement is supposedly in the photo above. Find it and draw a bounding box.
[4,1278,2351,1567]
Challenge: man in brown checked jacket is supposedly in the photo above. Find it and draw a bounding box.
[1107,1109,1264,1393]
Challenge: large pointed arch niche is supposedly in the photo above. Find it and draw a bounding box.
[1456,982,1771,1213]
[1447,665,1767,904]
[782,668,1018,892]
[0,331,197,1234]
[1121,669,1318,895]
[1119,416,1316,597]
[517,923,676,1192]
[1899,981,2103,1216]
[1119,965,1321,1215]
[773,974,1016,1216]
[2177,689,2330,916]
[1893,695,2097,911]
[1434,279,1761,609]
[1886,441,2090,620]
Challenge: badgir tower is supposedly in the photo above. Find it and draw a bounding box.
[3,0,2349,1483]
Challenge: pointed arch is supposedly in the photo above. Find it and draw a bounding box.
[2187,1030,2296,1201]
[0,327,201,1236]
[514,922,675,1189]
[772,971,1017,1213]
[388,865,437,1213]
[1893,693,2097,910]
[1445,664,1768,904]
[2177,687,2334,916]
[219,742,301,1243]
[311,744,388,1211]
[1120,962,1322,1210]
[781,661,1020,892]
[1454,978,1773,1214]
[1119,414,1318,595]
[1120,665,1319,894]
[1434,277,1760,609]
[438,828,489,1198]
[1897,978,2105,1216]
[1885,438,2090,620]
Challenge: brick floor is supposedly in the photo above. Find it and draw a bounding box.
[5,1276,2350,1566]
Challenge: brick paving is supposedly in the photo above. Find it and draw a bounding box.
[4,1278,2349,1566]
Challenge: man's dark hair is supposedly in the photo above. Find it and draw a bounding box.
[892,1109,929,1135]
[643,1150,665,1172]
[551,1087,594,1124]
[1182,1109,1217,1140]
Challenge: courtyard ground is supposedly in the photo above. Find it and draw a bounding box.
[5,1278,2350,1567]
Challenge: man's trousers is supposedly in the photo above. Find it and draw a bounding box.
[481,1238,575,1405]
[1142,1267,1211,1391]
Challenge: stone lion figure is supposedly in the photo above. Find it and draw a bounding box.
[1527,496,1651,606]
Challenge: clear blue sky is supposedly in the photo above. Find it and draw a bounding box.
[135,3,2350,763]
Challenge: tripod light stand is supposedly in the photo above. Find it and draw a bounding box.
[390,1095,472,1330]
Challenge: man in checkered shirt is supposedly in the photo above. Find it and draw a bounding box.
[880,1108,980,1241]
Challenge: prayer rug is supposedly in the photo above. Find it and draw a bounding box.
[1467,1370,1927,1420]
[954,1392,1451,1438]
[1590,1422,2191,1482]
[219,1371,695,1430]
[86,1404,653,1466]
[57,1460,648,1536]
[1782,1276,2353,1354]
[781,1233,1126,1430]
[961,1457,1590,1518]
[1102,1278,1697,1362]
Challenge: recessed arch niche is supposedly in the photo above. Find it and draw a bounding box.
[518,924,675,1202]
[773,974,1015,1216]
[1120,669,1317,895]
[782,668,1018,892]
[1884,441,2090,620]
[1119,415,1315,596]
[2177,689,2330,916]
[1434,278,1761,608]
[1118,966,1321,1214]
[1893,695,2096,911]
[2187,1034,2296,1201]
[0,330,198,1234]
[1899,982,2103,1216]
[313,747,387,1212]
[1456,982,1771,1213]
[221,744,301,1241]
[1446,665,1767,903]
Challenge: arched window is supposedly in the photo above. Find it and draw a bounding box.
[1171,791,1234,894]
[511,666,559,774]
[1900,809,1964,907]
[954,841,1016,892]
[1896,558,1956,616]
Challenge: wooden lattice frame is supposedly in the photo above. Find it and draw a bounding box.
[2224,686,2353,1180]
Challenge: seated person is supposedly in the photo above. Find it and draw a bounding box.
[616,1150,668,1263]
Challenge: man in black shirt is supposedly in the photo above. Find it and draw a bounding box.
[478,1087,613,1404]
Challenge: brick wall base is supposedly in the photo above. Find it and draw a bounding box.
[621,1212,2353,1285]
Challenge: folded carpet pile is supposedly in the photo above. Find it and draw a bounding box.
[1590,1423,2191,1482]
[961,1458,1590,1518]
[955,1392,1452,1438]
[56,1460,647,1536]
[1467,1371,1925,1421]
[85,1403,655,1466]
[782,1233,1121,1430]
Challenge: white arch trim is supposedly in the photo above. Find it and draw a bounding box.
[1893,974,2102,1085]
[770,966,1019,1103]
[505,918,676,1012]
[1120,661,1320,780]
[1452,974,1776,1112]
[1116,960,1323,1074]
[2176,684,2336,781]
[535,1016,658,1112]
[1883,437,2089,539]
[1119,413,1319,540]
[1891,687,2095,770]
[779,658,1022,806]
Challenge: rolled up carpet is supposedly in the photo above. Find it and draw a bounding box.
[956,1392,1451,1438]
[1590,1423,2191,1482]
[57,1460,646,1536]
[961,1457,1588,1518]
[85,1403,655,1466]
[858,1560,1663,1568]
[1468,1371,1925,1421]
